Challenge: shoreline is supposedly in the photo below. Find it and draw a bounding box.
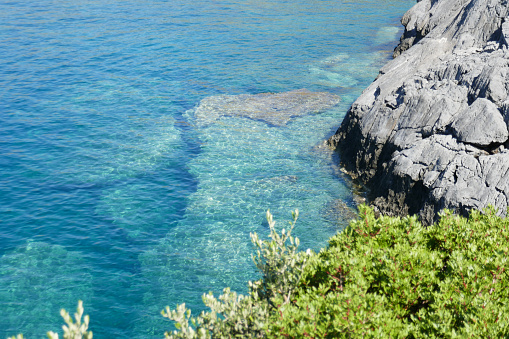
[329,0,509,224]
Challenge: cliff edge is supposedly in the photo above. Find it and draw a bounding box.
[329,0,509,224]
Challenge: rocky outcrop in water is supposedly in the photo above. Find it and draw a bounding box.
[192,89,340,126]
[329,0,509,224]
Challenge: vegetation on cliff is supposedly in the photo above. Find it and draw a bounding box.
[11,206,509,338]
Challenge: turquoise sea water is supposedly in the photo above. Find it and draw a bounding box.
[0,0,414,337]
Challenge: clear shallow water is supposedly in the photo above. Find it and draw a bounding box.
[0,0,413,337]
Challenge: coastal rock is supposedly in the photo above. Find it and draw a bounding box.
[329,0,509,224]
[450,98,508,146]
[192,89,340,126]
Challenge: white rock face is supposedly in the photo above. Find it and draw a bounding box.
[451,98,509,146]
[329,0,509,224]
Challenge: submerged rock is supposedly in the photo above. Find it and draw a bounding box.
[329,0,509,224]
[192,89,340,126]
[0,242,92,337]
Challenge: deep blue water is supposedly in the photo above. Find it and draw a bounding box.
[0,0,414,337]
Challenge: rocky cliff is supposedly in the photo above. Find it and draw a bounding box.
[328,0,509,224]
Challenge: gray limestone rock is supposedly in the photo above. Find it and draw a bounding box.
[329,0,509,224]
[192,89,340,126]
[502,19,509,47]
[450,98,508,146]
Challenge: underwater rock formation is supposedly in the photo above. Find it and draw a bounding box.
[192,89,340,126]
[329,0,509,224]
[0,242,92,337]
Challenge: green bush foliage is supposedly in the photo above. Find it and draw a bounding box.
[11,206,509,337]
[268,205,509,338]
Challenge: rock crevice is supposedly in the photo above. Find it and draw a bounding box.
[329,0,509,224]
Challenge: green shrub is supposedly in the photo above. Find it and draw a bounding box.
[268,205,509,338]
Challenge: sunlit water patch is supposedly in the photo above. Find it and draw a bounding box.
[310,50,389,91]
[24,80,183,185]
[376,26,401,46]
[96,176,188,239]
